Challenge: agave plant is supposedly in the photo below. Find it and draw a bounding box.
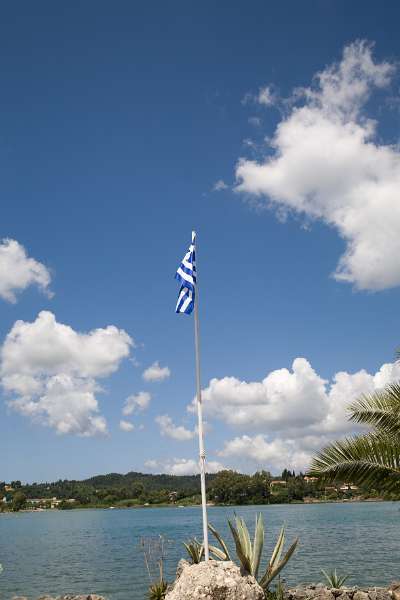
[140,535,169,600]
[265,577,286,600]
[208,522,232,561]
[321,568,349,588]
[148,580,168,600]
[183,538,204,564]
[208,513,298,590]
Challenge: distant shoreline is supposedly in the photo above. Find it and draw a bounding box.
[1,496,390,514]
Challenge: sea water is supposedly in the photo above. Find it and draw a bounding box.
[0,502,398,600]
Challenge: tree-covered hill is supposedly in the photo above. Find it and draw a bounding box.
[83,471,216,493]
[1,471,219,507]
[1,468,386,511]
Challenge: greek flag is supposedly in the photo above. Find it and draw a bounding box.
[175,231,196,314]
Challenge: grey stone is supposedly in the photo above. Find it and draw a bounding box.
[36,596,106,600]
[337,593,352,600]
[289,589,313,600]
[389,585,400,600]
[353,591,370,600]
[165,560,264,600]
[176,559,190,580]
[314,591,336,600]
[370,590,391,600]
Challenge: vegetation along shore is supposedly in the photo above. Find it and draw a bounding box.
[1,467,395,513]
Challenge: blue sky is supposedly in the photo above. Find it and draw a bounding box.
[1,1,400,482]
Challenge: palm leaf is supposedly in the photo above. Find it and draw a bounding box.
[349,384,400,435]
[309,432,400,491]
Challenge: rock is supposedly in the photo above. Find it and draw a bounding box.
[313,590,336,600]
[353,592,370,600]
[36,596,106,600]
[337,593,352,600]
[289,588,312,599]
[369,591,391,600]
[59,597,105,600]
[176,559,190,580]
[287,588,311,600]
[165,560,264,600]
[389,584,400,600]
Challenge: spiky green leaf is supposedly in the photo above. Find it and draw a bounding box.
[321,569,350,588]
[228,518,252,574]
[260,537,299,590]
[269,526,285,570]
[208,522,231,560]
[209,544,229,560]
[251,513,264,579]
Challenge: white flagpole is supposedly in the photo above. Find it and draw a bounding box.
[193,230,210,561]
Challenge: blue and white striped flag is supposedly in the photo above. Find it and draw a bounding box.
[175,231,196,314]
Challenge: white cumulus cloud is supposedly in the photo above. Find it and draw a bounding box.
[122,391,151,416]
[142,361,171,382]
[1,311,132,436]
[236,41,400,291]
[119,419,135,432]
[0,239,52,303]
[212,179,229,192]
[219,435,312,473]
[258,86,275,106]
[145,457,225,476]
[155,414,195,441]
[197,358,329,431]
[192,356,400,472]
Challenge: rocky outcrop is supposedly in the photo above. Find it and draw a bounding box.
[12,596,105,600]
[165,559,264,600]
[10,582,400,600]
[287,584,400,600]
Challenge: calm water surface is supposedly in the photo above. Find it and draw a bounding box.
[0,502,398,600]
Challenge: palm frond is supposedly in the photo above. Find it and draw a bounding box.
[309,432,400,491]
[349,384,400,435]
